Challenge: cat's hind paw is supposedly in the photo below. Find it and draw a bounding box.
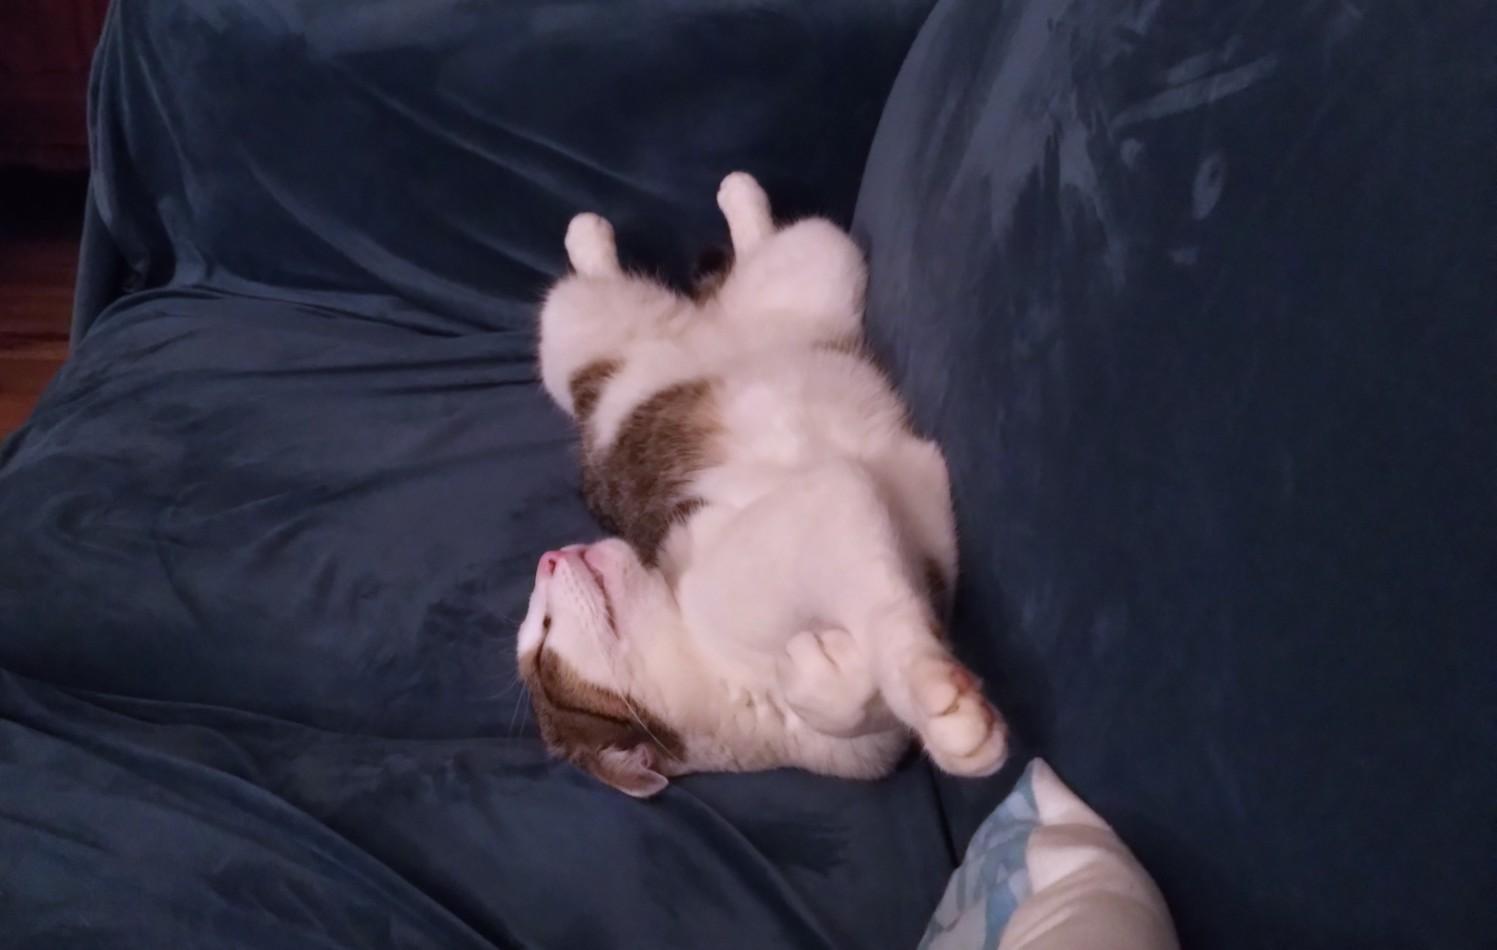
[717,172,775,253]
[565,212,620,277]
[910,657,1008,777]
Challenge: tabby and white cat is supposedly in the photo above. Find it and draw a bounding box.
[517,173,1006,796]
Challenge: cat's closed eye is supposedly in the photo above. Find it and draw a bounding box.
[542,615,552,632]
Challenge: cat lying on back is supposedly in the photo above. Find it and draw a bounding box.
[516,173,1007,796]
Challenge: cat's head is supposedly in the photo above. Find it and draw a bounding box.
[515,538,694,797]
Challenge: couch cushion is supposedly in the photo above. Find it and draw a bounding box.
[854,0,1497,946]
[0,1,960,947]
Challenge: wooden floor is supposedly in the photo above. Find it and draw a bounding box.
[0,170,83,436]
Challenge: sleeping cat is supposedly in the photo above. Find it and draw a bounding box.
[516,173,1007,796]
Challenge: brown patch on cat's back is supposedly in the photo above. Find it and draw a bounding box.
[569,358,620,424]
[582,377,719,566]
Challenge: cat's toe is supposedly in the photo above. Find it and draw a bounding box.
[815,628,864,675]
[780,630,885,738]
[930,714,1008,777]
[911,658,1008,777]
[783,629,835,679]
[565,212,619,277]
[909,656,972,717]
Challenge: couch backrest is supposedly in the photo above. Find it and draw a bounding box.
[853,0,1497,946]
[85,0,934,335]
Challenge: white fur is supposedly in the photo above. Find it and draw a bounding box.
[521,174,1007,786]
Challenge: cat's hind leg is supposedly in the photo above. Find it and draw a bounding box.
[717,171,776,254]
[565,212,621,277]
[539,213,683,417]
[710,222,866,345]
[707,173,865,343]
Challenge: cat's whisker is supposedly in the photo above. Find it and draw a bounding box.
[582,619,675,758]
[509,685,530,734]
[620,693,672,758]
[478,676,526,702]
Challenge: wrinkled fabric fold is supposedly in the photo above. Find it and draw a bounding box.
[3,0,956,946]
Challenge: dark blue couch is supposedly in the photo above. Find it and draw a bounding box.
[2,1,1492,947]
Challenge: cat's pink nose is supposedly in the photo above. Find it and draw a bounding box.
[539,552,561,576]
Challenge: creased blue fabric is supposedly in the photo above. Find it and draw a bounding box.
[0,668,949,948]
[1,1,952,947]
[854,1,1497,947]
[83,0,933,336]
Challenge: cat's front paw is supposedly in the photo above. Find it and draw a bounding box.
[779,628,889,738]
[910,657,1008,776]
[565,212,620,277]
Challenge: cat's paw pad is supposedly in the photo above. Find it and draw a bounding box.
[565,212,619,277]
[911,657,1007,777]
[716,172,774,250]
[779,629,879,737]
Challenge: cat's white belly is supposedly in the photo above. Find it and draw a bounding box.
[667,444,954,669]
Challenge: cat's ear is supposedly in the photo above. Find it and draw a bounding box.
[587,744,669,798]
